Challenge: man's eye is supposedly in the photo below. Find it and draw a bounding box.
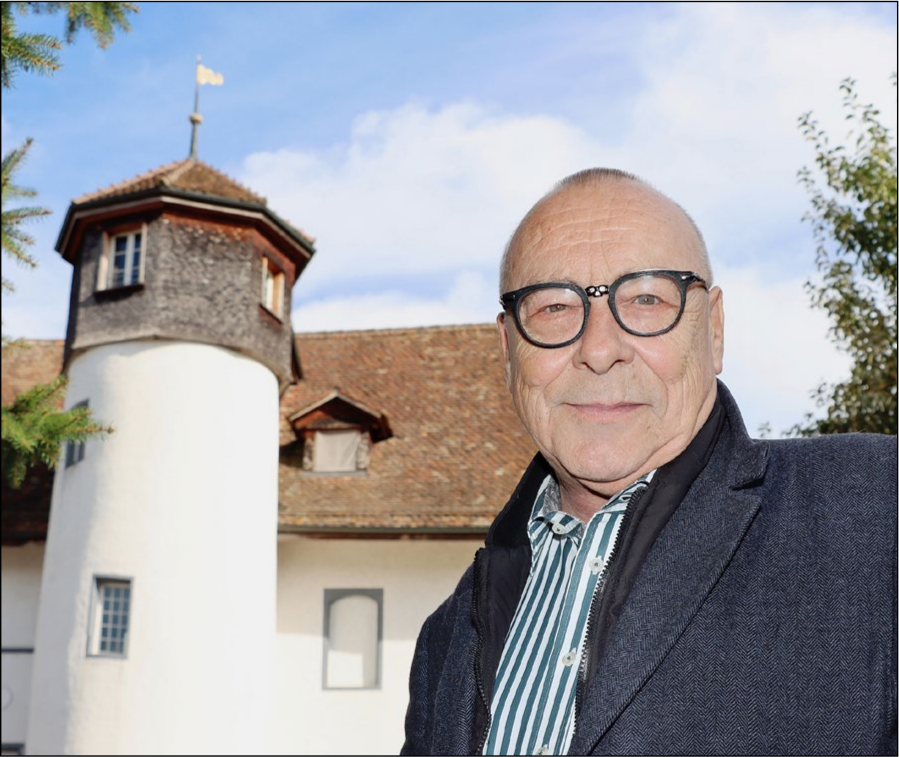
[543,303,571,313]
[632,294,661,306]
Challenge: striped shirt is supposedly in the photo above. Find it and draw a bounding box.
[484,472,653,755]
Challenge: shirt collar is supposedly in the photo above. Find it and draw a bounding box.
[529,471,655,539]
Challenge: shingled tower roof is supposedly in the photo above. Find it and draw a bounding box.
[56,157,315,263]
[73,158,268,207]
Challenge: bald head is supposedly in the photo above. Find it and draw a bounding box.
[500,168,712,293]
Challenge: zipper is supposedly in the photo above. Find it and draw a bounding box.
[572,484,648,736]
[472,549,492,755]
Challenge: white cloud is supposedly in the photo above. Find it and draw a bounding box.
[293,270,499,333]
[244,102,596,293]
[608,3,897,262]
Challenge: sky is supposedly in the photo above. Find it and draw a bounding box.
[2,2,896,435]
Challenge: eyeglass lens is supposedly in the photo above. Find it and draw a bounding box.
[517,274,685,344]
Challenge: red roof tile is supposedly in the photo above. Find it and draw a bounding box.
[280,325,536,531]
[73,158,268,206]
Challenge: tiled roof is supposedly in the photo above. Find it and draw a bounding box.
[280,325,536,531]
[1,326,537,540]
[73,158,268,206]
[1,340,65,405]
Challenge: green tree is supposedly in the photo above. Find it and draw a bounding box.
[1,2,135,487]
[795,76,897,435]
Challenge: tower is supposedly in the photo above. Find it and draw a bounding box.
[25,159,314,754]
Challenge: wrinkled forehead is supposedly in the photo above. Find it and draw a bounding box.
[508,182,705,287]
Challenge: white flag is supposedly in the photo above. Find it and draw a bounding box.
[196,63,224,86]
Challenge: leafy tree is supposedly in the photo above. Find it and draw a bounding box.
[1,2,134,487]
[794,76,897,435]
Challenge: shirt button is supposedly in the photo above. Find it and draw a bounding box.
[536,746,550,755]
[552,523,566,535]
[561,649,577,666]
[589,557,603,574]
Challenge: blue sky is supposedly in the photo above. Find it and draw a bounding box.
[2,2,896,433]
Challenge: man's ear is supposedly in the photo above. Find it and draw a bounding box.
[709,286,725,375]
[496,313,513,388]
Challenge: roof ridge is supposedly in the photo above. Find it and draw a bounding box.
[294,322,497,340]
[188,159,268,206]
[159,158,196,187]
[1,338,66,348]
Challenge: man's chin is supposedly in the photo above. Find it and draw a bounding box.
[551,446,652,494]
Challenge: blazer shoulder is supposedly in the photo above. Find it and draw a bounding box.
[761,433,897,526]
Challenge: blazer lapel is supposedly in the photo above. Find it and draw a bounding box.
[569,412,768,754]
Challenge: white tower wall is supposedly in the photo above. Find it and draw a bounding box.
[26,340,279,755]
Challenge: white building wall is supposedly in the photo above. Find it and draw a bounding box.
[273,537,479,756]
[26,340,280,755]
[1,543,44,750]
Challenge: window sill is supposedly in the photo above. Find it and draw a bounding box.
[258,303,284,326]
[94,282,145,300]
[301,470,368,478]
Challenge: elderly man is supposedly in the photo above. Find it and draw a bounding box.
[402,168,896,756]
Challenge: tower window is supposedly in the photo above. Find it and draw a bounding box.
[323,589,382,689]
[261,256,285,319]
[97,227,146,291]
[64,400,89,467]
[87,577,132,658]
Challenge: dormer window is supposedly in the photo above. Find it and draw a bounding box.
[286,391,392,476]
[261,256,284,319]
[97,226,146,291]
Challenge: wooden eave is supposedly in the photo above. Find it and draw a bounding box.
[288,391,393,442]
[55,187,316,272]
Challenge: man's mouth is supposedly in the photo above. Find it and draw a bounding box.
[564,402,644,420]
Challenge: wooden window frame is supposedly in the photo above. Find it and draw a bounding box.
[260,255,285,320]
[96,224,148,292]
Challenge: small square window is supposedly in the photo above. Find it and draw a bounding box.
[313,430,360,473]
[323,589,382,690]
[261,257,285,318]
[98,229,144,291]
[64,400,89,468]
[87,577,132,658]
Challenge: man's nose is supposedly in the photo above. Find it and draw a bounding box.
[572,298,635,374]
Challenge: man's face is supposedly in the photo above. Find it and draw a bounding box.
[498,181,725,498]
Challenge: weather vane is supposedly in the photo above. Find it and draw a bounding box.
[189,54,225,159]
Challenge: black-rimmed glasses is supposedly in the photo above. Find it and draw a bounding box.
[500,269,708,348]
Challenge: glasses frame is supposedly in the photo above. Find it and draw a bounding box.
[500,269,708,348]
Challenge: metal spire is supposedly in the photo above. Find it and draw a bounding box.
[189,55,224,159]
[189,55,203,159]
